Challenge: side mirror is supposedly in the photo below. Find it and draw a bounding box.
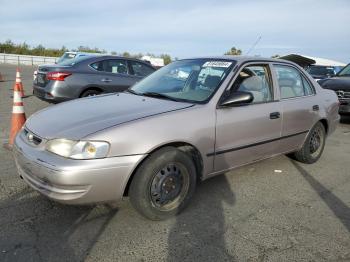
[219,91,254,107]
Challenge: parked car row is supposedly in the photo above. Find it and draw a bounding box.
[306,65,338,81]
[318,63,350,114]
[17,56,340,220]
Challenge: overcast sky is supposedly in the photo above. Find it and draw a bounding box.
[0,0,349,62]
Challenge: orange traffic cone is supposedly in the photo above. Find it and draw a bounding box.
[4,82,27,150]
[15,68,25,97]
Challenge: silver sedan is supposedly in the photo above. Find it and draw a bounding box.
[13,56,340,220]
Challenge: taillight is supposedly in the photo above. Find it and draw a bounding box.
[47,72,72,81]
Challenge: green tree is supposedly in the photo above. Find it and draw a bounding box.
[76,45,105,53]
[16,42,29,55]
[160,54,172,65]
[32,44,45,56]
[224,47,242,56]
[122,51,131,57]
[0,39,15,53]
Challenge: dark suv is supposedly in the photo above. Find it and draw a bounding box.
[318,63,350,114]
[33,56,156,103]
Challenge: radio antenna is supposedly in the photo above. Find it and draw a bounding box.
[246,36,262,55]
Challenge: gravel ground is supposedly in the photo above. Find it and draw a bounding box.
[1,64,350,262]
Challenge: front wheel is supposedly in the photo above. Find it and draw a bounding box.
[292,122,326,164]
[129,147,197,220]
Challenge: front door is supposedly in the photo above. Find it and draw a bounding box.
[213,63,282,173]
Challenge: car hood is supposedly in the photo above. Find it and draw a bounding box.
[319,77,350,91]
[26,93,194,140]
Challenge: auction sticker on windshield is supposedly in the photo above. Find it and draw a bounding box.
[203,61,232,68]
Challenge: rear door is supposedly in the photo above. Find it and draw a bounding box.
[213,63,282,172]
[272,64,319,153]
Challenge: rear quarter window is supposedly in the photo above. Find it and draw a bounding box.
[129,61,155,77]
[90,61,104,71]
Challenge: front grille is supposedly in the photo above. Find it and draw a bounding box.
[336,90,350,99]
[23,128,42,146]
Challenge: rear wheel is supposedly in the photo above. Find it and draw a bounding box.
[80,89,101,97]
[292,122,326,164]
[129,147,197,220]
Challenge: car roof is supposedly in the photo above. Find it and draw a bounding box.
[65,51,101,55]
[79,55,156,68]
[182,55,300,66]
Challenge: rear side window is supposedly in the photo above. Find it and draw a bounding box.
[91,59,128,74]
[129,61,154,77]
[105,59,128,74]
[274,65,315,99]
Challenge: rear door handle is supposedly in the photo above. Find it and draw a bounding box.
[101,78,112,82]
[313,105,319,111]
[270,112,280,119]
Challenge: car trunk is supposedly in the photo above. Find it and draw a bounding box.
[35,65,72,87]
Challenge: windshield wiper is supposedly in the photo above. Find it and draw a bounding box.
[125,89,141,95]
[142,92,179,102]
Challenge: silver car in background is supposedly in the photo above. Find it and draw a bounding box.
[14,56,339,220]
[33,55,156,103]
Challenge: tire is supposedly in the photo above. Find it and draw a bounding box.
[129,147,197,220]
[292,122,326,164]
[80,89,101,98]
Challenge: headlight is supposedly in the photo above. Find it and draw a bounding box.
[45,139,110,159]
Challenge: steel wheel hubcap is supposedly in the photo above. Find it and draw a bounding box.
[309,127,323,156]
[150,163,188,209]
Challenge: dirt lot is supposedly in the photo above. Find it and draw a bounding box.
[1,64,350,262]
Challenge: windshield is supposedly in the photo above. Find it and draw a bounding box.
[130,59,235,103]
[338,64,350,76]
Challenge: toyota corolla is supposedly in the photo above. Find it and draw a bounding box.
[13,56,339,220]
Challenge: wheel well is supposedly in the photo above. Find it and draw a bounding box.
[319,119,328,134]
[123,142,204,196]
[79,87,103,97]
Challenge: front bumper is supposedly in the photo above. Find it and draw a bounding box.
[339,99,350,114]
[13,130,144,204]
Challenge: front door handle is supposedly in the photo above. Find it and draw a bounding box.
[101,78,112,82]
[270,112,280,119]
[313,105,319,111]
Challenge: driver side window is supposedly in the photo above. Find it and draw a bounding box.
[230,64,273,103]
